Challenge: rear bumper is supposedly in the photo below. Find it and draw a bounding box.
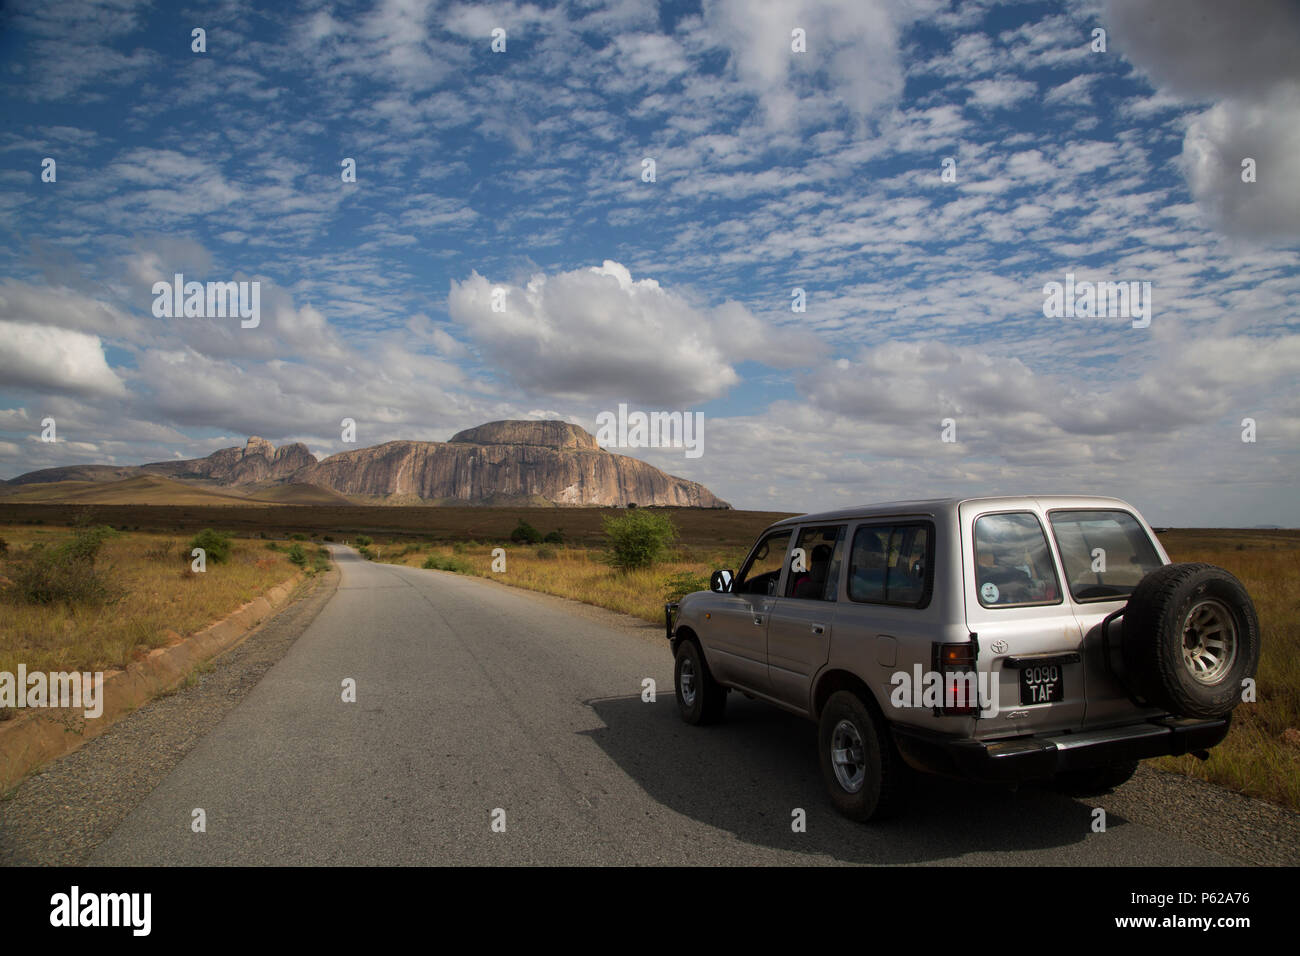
[892,715,1231,782]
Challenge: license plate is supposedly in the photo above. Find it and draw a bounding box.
[1019,663,1064,705]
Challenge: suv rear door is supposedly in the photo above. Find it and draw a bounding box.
[961,504,1087,738]
[1045,506,1170,728]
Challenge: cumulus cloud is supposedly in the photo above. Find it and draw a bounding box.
[0,321,125,396]
[1182,84,1300,239]
[799,333,1300,444]
[447,260,822,406]
[0,279,136,340]
[1103,0,1300,239]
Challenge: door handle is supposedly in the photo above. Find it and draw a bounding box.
[811,624,825,635]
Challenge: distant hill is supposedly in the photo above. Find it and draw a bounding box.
[4,420,730,508]
[0,474,266,506]
[246,482,356,506]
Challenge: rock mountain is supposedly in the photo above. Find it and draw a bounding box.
[8,420,730,508]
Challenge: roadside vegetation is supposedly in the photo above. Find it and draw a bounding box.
[1151,530,1300,810]
[0,522,324,714]
[371,510,747,624]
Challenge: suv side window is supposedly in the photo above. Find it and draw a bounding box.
[1048,509,1163,602]
[973,512,1062,607]
[784,525,847,601]
[736,530,793,596]
[847,522,932,607]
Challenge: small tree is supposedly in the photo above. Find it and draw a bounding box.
[6,523,120,605]
[510,519,542,544]
[189,529,233,564]
[602,510,677,571]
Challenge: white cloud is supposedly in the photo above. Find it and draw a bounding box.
[1181,83,1300,239]
[0,320,125,396]
[965,76,1037,110]
[447,260,822,406]
[1103,0,1300,240]
[703,0,929,127]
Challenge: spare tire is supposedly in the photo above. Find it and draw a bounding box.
[1121,563,1260,719]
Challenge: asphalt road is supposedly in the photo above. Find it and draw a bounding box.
[82,547,1280,865]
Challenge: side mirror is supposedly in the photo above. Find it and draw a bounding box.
[710,569,735,593]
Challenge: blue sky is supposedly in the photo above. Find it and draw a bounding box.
[1,0,1297,525]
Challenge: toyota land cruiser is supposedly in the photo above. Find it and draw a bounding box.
[664,496,1260,821]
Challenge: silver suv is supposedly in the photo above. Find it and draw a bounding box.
[665,496,1260,820]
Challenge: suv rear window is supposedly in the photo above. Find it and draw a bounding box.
[973,512,1061,607]
[1048,509,1164,602]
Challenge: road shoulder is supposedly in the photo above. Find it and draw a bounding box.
[0,568,338,866]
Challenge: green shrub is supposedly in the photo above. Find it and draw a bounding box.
[4,524,121,605]
[542,529,564,544]
[662,570,712,602]
[189,528,233,564]
[452,541,468,555]
[287,543,307,566]
[423,554,471,573]
[323,535,335,542]
[357,546,375,560]
[291,533,308,541]
[602,510,677,571]
[0,535,8,556]
[355,535,373,548]
[510,520,542,544]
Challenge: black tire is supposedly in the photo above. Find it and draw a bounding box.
[1121,563,1260,719]
[674,639,726,725]
[817,690,911,822]
[1051,759,1139,797]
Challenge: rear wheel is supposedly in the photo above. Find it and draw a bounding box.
[1122,563,1260,718]
[817,690,911,821]
[674,639,726,725]
[1051,759,1139,797]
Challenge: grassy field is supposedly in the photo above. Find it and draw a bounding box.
[368,537,755,621]
[1150,530,1300,809]
[0,523,323,720]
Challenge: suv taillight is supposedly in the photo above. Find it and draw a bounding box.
[933,642,978,716]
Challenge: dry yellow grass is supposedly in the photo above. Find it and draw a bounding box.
[1149,531,1300,809]
[377,541,744,622]
[378,529,1300,810]
[0,524,309,716]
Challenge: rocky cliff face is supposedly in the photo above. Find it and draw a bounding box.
[11,421,731,508]
[142,436,317,484]
[298,421,728,507]
[449,420,599,452]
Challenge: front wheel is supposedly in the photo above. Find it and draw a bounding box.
[674,640,726,725]
[817,690,911,821]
